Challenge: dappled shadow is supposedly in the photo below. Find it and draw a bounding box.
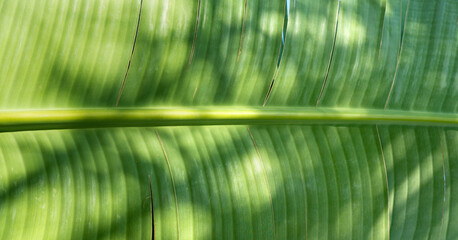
[2,0,453,111]
[0,0,457,239]
[1,125,456,239]
[3,0,396,109]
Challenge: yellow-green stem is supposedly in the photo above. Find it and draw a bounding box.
[0,107,456,132]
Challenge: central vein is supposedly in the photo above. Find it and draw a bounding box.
[0,107,456,132]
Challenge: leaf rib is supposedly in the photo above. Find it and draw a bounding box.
[384,0,410,110]
[148,175,155,240]
[376,125,390,240]
[115,0,143,107]
[188,0,201,69]
[155,129,180,240]
[316,0,341,107]
[247,127,275,239]
[263,0,290,107]
[378,0,387,59]
[438,130,446,240]
[237,0,248,63]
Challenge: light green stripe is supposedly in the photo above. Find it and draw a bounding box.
[0,107,456,132]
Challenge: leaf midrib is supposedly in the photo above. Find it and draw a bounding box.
[0,107,456,132]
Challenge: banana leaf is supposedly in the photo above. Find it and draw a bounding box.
[0,0,456,239]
